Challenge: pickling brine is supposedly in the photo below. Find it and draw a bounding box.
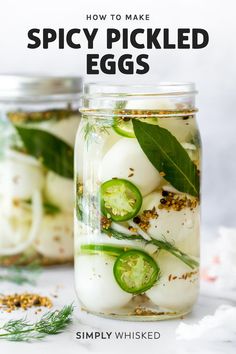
[75,83,201,320]
[0,75,82,265]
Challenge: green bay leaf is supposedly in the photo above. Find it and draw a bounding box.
[15,126,73,179]
[132,120,200,197]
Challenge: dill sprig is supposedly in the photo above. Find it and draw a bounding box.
[103,227,198,269]
[0,264,42,285]
[147,237,199,269]
[83,121,110,144]
[0,304,74,342]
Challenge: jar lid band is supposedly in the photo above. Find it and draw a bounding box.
[0,75,82,100]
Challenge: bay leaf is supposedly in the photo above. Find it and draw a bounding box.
[132,120,200,197]
[15,126,73,179]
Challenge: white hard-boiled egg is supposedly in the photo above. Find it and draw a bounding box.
[182,142,201,169]
[161,183,181,194]
[100,138,161,196]
[0,196,32,220]
[44,172,74,212]
[146,251,199,311]
[0,189,43,256]
[35,115,80,146]
[75,254,132,312]
[126,98,175,110]
[34,213,73,259]
[0,158,44,199]
[158,116,196,143]
[141,192,200,256]
[126,98,196,143]
[0,215,30,249]
[102,129,121,154]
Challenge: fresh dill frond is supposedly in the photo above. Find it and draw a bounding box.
[83,121,96,142]
[103,227,198,269]
[35,304,73,335]
[83,121,110,145]
[147,238,199,269]
[102,227,142,241]
[0,264,42,285]
[0,304,74,342]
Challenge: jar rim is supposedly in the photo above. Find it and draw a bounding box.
[83,82,197,98]
[81,82,197,117]
[0,75,82,101]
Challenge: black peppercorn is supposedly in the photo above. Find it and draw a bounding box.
[160,198,167,204]
[133,216,141,224]
[162,190,169,197]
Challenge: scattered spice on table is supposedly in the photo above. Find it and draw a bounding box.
[0,293,53,313]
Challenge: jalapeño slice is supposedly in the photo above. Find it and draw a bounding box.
[80,244,129,257]
[113,117,158,138]
[113,249,159,294]
[100,179,142,221]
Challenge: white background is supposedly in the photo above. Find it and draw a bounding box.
[0,0,235,232]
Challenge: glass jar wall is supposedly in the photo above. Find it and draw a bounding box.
[0,75,82,265]
[75,83,201,321]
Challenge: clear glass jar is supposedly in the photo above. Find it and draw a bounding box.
[75,83,201,321]
[0,75,82,266]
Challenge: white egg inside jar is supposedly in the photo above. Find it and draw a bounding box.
[75,254,132,312]
[45,172,74,213]
[100,138,162,196]
[75,82,201,320]
[34,213,74,260]
[0,75,82,265]
[126,97,198,143]
[146,251,199,312]
[140,191,200,257]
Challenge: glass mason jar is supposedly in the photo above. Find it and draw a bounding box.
[0,75,82,266]
[75,83,201,320]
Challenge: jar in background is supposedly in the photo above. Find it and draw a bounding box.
[0,75,82,266]
[75,83,201,320]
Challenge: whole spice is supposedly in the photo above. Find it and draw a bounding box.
[0,293,52,313]
[101,216,112,230]
[158,190,198,211]
[133,207,158,231]
[8,109,77,123]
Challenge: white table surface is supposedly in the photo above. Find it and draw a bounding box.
[0,265,235,354]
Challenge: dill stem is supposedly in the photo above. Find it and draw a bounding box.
[103,227,199,269]
[0,328,35,337]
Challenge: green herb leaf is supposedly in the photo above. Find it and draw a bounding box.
[133,120,200,197]
[102,227,198,269]
[147,238,199,269]
[25,199,61,215]
[14,126,73,178]
[0,304,74,342]
[0,264,42,285]
[43,202,61,215]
